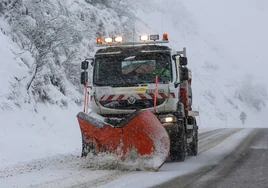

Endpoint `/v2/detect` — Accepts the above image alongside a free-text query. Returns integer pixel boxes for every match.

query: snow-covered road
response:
[158,128,267,188]
[0,128,254,188]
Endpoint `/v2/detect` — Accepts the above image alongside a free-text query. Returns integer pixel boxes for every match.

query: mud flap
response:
[77,110,170,171]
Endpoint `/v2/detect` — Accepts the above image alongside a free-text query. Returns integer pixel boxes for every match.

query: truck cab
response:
[82,34,190,120]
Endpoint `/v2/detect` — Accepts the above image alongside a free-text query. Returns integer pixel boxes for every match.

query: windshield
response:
[93,52,172,86]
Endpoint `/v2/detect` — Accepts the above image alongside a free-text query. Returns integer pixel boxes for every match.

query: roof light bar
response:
[96,33,169,46]
[96,40,169,47]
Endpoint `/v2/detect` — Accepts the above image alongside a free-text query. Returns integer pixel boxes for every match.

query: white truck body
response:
[88,45,183,116]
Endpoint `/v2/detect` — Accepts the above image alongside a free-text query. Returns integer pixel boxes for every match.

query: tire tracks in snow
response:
[66,128,243,188]
[155,128,258,188]
[198,128,242,153]
[198,128,225,140]
[0,154,79,179]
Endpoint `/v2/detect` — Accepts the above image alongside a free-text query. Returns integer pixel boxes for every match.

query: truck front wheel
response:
[188,120,198,156]
[169,120,187,162]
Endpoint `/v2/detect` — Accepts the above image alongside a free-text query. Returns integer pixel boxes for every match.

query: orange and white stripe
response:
[98,92,176,101]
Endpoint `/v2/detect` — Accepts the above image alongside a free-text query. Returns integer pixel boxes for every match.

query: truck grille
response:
[99,99,165,110]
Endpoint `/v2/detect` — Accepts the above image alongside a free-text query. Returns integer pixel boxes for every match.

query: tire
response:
[169,120,187,162]
[188,120,198,156]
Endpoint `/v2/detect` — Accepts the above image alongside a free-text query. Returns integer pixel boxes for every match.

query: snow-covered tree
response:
[2,0,137,105]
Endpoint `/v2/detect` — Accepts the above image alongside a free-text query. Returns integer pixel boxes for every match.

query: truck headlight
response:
[164,117,173,123]
[159,115,177,123]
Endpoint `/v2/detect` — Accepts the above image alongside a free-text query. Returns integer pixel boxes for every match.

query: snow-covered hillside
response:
[135,0,268,126]
[0,29,81,167]
[0,0,268,169]
[0,0,138,167]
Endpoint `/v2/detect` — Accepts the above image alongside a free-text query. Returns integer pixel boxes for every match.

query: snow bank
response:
[0,103,81,168]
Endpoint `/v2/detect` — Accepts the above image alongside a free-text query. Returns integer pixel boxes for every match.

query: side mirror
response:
[181,67,189,81]
[81,60,89,70]
[81,71,88,85]
[179,57,187,66]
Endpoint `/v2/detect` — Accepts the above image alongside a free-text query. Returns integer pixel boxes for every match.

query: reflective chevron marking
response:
[98,92,176,101]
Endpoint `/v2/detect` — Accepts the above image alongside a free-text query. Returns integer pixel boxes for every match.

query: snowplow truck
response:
[77,34,199,170]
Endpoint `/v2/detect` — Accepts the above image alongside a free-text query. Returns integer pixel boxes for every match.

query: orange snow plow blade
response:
[77,110,170,171]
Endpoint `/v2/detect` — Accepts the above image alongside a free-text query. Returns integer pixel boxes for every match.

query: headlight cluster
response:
[159,115,177,123]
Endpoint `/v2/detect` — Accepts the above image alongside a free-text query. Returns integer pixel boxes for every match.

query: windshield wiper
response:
[112,81,139,87]
[94,81,139,87]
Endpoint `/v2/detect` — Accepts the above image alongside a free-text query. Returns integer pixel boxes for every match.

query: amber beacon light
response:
[163,33,168,40]
[97,37,102,44]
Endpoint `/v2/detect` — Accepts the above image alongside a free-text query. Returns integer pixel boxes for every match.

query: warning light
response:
[140,35,149,41]
[97,37,102,44]
[104,37,113,43]
[163,33,168,41]
[115,36,123,43]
